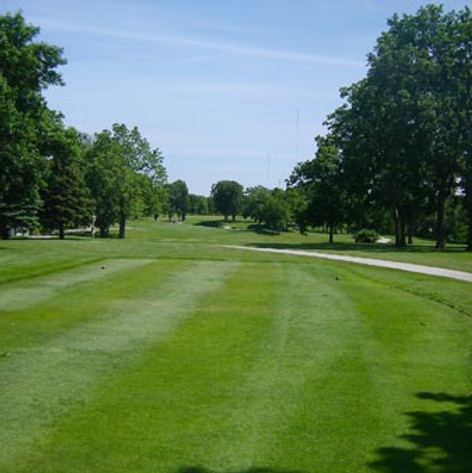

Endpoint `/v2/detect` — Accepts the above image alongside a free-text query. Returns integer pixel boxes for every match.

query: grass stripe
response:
[207,262,368,471]
[0,258,153,312]
[3,257,472,473]
[9,262,281,472]
[0,259,240,469]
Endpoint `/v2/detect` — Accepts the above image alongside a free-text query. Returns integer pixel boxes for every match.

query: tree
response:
[85,124,166,238]
[328,72,433,247]
[370,5,461,250]
[243,186,270,224]
[324,6,472,249]
[188,194,210,215]
[168,180,189,221]
[262,190,291,233]
[141,176,168,220]
[285,187,309,234]
[210,180,244,221]
[441,7,472,250]
[288,134,346,243]
[0,12,66,238]
[40,126,92,239]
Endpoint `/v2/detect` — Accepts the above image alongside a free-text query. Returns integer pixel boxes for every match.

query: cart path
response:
[224,245,472,283]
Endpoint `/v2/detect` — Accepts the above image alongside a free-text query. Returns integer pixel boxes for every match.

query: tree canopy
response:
[211,180,244,222]
[0,12,66,238]
[85,124,166,238]
[294,4,472,249]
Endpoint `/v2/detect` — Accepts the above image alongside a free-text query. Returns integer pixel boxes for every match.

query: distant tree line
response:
[208,180,302,234]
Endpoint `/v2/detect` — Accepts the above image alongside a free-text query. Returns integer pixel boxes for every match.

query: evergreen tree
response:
[40,127,93,239]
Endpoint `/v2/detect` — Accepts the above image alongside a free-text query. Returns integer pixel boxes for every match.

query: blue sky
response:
[2,0,470,195]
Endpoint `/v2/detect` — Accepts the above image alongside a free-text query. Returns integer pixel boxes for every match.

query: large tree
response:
[211,180,244,222]
[327,78,426,247]
[85,124,166,238]
[368,5,461,250]
[326,5,469,249]
[0,12,66,238]
[442,7,472,250]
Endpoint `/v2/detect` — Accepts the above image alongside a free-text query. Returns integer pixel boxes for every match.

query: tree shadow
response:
[370,392,472,473]
[177,467,305,473]
[251,241,467,254]
[247,224,281,235]
[194,219,282,236]
[194,220,225,229]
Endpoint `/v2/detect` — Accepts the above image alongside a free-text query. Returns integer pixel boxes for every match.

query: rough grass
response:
[0,217,471,473]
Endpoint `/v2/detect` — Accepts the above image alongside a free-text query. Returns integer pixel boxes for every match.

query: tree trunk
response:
[467,219,472,251]
[328,223,334,244]
[465,174,472,251]
[407,222,413,245]
[393,207,406,248]
[59,224,65,240]
[119,208,126,239]
[0,222,9,240]
[435,189,448,251]
[99,226,108,238]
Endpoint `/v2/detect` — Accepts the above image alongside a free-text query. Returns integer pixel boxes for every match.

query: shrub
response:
[354,228,379,243]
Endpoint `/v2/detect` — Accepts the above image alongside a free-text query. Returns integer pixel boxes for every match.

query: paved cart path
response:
[225,245,472,283]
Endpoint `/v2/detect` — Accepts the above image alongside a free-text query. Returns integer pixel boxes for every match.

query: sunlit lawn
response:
[0,217,471,473]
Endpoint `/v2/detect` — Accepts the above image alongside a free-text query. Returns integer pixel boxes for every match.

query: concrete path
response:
[224,245,472,283]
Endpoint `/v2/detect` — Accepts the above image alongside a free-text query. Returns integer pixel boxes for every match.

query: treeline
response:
[4,6,472,249]
[212,5,472,250]
[290,5,472,250]
[0,12,214,239]
[208,180,308,234]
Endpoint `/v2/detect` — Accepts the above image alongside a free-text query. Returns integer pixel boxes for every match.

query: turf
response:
[0,218,471,473]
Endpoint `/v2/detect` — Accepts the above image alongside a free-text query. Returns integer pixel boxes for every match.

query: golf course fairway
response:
[0,218,471,473]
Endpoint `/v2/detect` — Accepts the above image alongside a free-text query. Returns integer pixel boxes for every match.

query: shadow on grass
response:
[194,220,299,236]
[194,220,272,233]
[251,241,468,254]
[195,220,225,229]
[247,224,281,236]
[370,392,472,473]
[177,468,305,473]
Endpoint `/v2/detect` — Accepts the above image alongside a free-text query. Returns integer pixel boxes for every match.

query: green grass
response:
[0,217,471,473]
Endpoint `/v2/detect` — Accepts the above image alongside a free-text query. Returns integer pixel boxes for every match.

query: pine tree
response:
[40,128,93,239]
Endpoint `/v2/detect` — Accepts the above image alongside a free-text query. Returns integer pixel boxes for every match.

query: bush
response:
[354,228,379,243]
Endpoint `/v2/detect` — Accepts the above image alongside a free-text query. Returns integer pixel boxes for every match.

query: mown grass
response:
[2,216,472,273]
[0,217,471,473]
